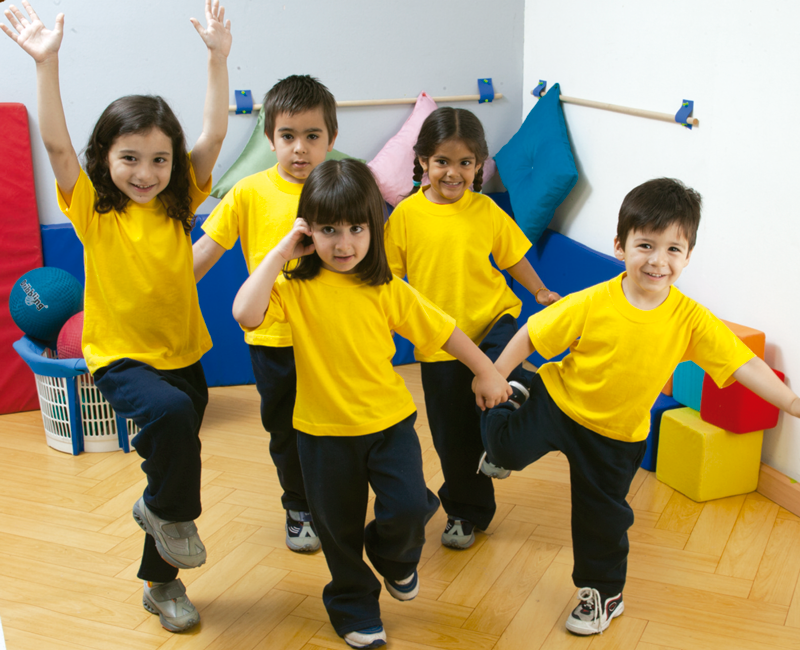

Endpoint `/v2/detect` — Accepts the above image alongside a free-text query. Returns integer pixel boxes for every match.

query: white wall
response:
[0,0,525,224]
[523,0,800,479]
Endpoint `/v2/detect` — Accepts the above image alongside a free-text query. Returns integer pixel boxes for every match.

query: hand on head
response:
[189,0,231,57]
[275,218,316,263]
[1,0,63,63]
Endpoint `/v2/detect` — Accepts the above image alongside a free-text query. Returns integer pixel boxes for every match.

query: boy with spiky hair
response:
[479,177,800,636]
[194,75,338,553]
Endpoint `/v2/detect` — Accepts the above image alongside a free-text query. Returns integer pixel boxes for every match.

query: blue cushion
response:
[494,83,578,244]
[642,393,682,472]
[673,361,705,411]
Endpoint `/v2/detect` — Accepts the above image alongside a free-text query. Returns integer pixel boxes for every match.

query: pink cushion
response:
[368,92,438,206]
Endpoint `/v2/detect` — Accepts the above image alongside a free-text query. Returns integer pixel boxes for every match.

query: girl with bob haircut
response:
[234,159,512,649]
[2,0,232,633]
[385,107,561,551]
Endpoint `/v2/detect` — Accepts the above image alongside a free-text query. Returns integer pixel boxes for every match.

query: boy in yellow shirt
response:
[480,178,800,636]
[193,75,337,553]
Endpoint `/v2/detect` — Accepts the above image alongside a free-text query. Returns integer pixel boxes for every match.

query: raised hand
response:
[1,0,63,63]
[190,0,231,57]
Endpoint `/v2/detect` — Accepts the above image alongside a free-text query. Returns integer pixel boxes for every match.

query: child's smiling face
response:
[419,138,482,204]
[107,128,173,204]
[614,223,693,309]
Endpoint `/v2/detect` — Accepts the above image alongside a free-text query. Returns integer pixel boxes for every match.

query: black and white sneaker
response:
[285,510,321,553]
[441,518,476,549]
[565,588,624,635]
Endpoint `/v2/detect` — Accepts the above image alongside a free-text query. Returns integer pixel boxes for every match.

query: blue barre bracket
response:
[234,90,254,115]
[478,78,494,103]
[675,99,694,129]
[532,80,547,97]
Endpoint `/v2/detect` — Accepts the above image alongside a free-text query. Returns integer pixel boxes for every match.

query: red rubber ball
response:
[57,311,84,359]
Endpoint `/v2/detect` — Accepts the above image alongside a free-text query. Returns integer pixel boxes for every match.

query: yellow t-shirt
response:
[384,188,531,362]
[202,164,301,347]
[252,270,456,436]
[529,273,756,443]
[56,164,212,374]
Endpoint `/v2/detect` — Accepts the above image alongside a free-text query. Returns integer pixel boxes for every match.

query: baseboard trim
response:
[758,463,800,517]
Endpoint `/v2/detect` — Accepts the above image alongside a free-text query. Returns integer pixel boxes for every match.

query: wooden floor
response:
[1,364,800,649]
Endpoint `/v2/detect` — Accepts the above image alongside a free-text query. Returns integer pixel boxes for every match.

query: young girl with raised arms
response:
[233,159,511,649]
[2,0,231,633]
[384,107,561,549]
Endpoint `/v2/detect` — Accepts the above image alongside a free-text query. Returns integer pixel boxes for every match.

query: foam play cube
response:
[672,361,705,410]
[657,407,763,502]
[701,368,784,434]
[721,319,765,359]
[641,393,682,472]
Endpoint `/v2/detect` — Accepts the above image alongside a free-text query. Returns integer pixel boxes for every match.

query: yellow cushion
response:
[656,407,763,502]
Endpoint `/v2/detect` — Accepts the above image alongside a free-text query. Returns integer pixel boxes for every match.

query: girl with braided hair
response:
[384,107,560,550]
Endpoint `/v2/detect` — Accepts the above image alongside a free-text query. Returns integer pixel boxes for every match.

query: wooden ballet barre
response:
[228,93,504,112]
[535,89,699,127]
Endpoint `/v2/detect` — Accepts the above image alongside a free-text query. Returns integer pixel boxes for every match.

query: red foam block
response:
[701,368,785,434]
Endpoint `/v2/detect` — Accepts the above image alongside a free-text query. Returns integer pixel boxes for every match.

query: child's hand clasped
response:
[537,290,562,306]
[473,369,513,411]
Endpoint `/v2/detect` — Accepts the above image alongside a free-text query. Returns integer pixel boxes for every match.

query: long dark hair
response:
[285,159,392,286]
[411,107,490,194]
[84,95,194,232]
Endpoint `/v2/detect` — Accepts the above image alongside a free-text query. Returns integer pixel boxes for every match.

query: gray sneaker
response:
[477,451,511,479]
[132,497,206,569]
[286,510,321,553]
[441,518,476,549]
[143,579,199,632]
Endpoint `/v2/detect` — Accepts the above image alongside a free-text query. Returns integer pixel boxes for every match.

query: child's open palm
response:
[190,0,231,57]
[1,0,63,63]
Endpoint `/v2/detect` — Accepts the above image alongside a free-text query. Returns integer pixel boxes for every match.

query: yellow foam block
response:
[656,407,763,502]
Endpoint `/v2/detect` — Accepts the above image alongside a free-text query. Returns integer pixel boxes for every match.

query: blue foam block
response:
[641,393,682,472]
[673,360,705,411]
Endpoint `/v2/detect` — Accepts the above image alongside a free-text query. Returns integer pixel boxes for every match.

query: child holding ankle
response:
[479,178,800,636]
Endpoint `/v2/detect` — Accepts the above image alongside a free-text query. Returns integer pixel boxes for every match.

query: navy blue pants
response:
[249,345,308,512]
[297,413,440,637]
[481,374,646,594]
[420,314,533,530]
[94,358,208,583]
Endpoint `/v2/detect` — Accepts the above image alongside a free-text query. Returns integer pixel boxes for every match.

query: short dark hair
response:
[410,107,490,194]
[617,178,702,250]
[262,75,337,144]
[84,95,194,232]
[286,159,392,286]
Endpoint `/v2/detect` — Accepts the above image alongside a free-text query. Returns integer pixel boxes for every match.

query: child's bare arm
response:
[733,357,800,417]
[441,328,512,410]
[506,257,561,306]
[494,326,536,380]
[188,0,231,187]
[2,1,80,194]
[232,219,314,328]
[193,234,226,282]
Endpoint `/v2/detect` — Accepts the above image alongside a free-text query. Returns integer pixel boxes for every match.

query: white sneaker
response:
[343,625,387,648]
[565,588,624,635]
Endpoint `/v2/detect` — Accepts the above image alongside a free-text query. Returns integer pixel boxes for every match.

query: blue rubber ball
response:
[9,267,84,342]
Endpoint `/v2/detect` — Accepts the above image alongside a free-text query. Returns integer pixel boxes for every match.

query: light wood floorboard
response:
[0,363,798,648]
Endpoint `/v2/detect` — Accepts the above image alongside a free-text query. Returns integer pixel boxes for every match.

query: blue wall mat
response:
[641,393,682,472]
[673,360,705,411]
[41,223,85,284]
